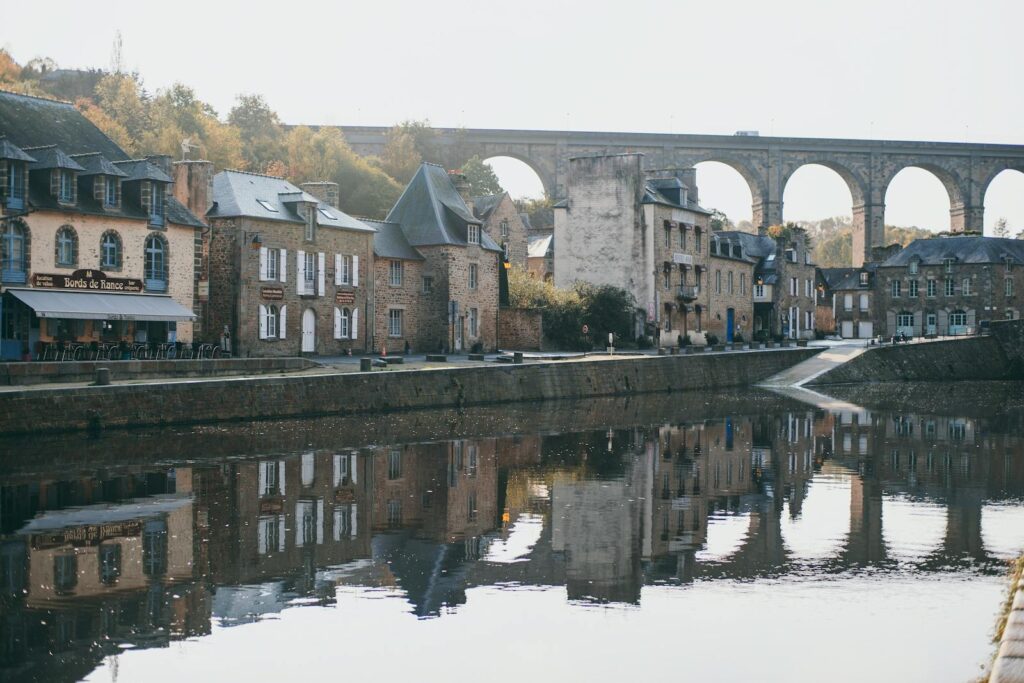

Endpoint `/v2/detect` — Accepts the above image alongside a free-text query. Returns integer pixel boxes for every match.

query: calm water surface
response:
[1,385,1023,682]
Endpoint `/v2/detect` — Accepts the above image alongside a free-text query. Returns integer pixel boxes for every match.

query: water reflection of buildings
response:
[1,404,1023,679]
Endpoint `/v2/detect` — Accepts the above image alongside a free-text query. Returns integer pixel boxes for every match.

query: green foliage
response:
[460,155,503,196]
[228,94,286,172]
[804,216,936,267]
[706,333,720,346]
[709,209,734,231]
[517,196,555,230]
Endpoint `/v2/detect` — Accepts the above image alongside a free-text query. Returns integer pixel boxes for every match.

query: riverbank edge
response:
[990,555,1024,682]
[0,347,819,436]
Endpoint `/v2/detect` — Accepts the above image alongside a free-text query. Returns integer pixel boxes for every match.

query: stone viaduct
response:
[339,126,1024,266]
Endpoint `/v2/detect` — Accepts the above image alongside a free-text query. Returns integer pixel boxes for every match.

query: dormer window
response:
[859,271,869,286]
[908,260,918,274]
[468,224,480,245]
[256,199,278,213]
[58,170,75,203]
[104,176,120,208]
[149,182,165,227]
[6,161,25,211]
[944,258,954,273]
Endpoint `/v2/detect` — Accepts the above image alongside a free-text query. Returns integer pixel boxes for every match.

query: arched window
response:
[100,231,122,271]
[266,305,278,338]
[55,225,78,267]
[1,219,29,284]
[144,233,168,292]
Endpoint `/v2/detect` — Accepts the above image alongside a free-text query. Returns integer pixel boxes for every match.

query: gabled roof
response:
[714,230,781,276]
[819,266,874,291]
[209,170,374,233]
[71,152,128,177]
[385,163,501,251]
[471,193,505,221]
[527,233,553,259]
[519,212,534,231]
[113,159,173,183]
[362,219,424,260]
[642,178,713,215]
[880,235,1024,267]
[0,136,36,162]
[23,145,85,172]
[0,90,127,160]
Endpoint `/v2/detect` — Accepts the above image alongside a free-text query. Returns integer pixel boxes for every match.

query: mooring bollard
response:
[360,358,372,372]
[95,368,111,386]
[514,352,523,364]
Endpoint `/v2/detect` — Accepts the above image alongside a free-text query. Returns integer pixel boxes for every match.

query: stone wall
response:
[373,257,422,354]
[0,348,818,435]
[0,357,317,386]
[498,308,544,350]
[707,254,754,342]
[481,194,529,268]
[808,335,1020,385]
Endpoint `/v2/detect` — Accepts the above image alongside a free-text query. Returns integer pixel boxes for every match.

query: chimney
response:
[679,168,698,205]
[299,181,339,209]
[146,154,173,177]
[173,160,214,218]
[448,170,474,214]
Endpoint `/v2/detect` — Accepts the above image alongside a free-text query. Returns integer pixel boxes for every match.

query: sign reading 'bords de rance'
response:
[32,270,144,293]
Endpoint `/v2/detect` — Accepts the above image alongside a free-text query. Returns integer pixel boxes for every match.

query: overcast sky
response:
[6,0,1022,230]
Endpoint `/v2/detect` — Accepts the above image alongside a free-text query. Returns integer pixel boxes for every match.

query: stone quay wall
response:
[0,357,317,386]
[809,319,1024,386]
[0,348,818,435]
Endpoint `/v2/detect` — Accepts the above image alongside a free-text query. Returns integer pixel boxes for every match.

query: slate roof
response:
[880,235,1024,267]
[642,178,713,215]
[819,266,874,291]
[0,136,35,162]
[23,145,85,171]
[70,152,128,177]
[519,212,533,231]
[527,233,553,259]
[208,170,375,233]
[385,163,501,252]
[0,90,127,160]
[114,159,172,183]
[471,193,505,221]
[714,231,782,281]
[710,233,758,263]
[362,219,424,260]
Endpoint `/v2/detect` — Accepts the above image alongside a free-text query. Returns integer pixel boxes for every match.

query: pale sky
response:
[6,0,1023,231]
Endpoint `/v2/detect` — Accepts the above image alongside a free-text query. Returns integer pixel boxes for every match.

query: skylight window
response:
[257,199,278,212]
[318,208,335,220]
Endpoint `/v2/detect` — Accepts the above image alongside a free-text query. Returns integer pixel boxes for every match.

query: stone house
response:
[362,218,424,354]
[471,192,528,269]
[199,169,375,357]
[554,154,713,343]
[874,235,1024,337]
[818,266,877,339]
[383,163,503,353]
[0,91,205,359]
[708,233,756,343]
[714,228,817,340]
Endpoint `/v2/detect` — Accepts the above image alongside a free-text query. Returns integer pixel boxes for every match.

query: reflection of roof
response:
[363,218,424,260]
[386,163,501,251]
[210,170,375,232]
[470,193,505,221]
[880,236,1024,267]
[16,494,193,534]
[528,233,553,258]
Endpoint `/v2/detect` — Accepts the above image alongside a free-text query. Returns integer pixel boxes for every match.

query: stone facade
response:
[205,214,373,357]
[473,193,529,269]
[416,245,501,353]
[497,307,544,350]
[819,267,877,339]
[708,245,755,343]
[373,255,422,354]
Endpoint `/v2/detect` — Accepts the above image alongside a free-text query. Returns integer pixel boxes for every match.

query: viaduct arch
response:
[338,126,1024,266]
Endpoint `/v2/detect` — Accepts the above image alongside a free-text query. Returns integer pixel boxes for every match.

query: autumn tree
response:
[709,209,734,231]
[228,94,286,172]
[460,155,503,196]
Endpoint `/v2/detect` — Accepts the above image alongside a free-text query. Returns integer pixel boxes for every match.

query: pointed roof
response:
[386,163,501,251]
[0,136,36,162]
[70,152,128,177]
[23,145,86,171]
[113,159,173,183]
[362,218,424,260]
[470,192,506,221]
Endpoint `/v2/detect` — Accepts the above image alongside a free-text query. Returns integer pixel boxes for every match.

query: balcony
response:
[678,285,699,301]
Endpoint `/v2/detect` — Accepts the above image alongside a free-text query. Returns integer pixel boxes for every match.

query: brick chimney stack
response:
[172,160,214,218]
[449,170,474,214]
[300,181,340,209]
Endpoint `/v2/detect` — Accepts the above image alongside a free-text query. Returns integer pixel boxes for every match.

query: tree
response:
[93,73,151,153]
[709,209,734,231]
[144,83,244,170]
[993,217,1010,238]
[228,94,286,172]
[375,127,422,183]
[460,155,503,196]
[75,98,133,151]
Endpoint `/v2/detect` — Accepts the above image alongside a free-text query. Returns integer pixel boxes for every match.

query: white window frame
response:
[469,307,478,338]
[389,260,403,287]
[927,279,936,297]
[468,224,480,245]
[891,280,901,297]
[859,293,869,311]
[388,309,403,337]
[266,248,279,281]
[469,263,478,290]
[962,278,971,296]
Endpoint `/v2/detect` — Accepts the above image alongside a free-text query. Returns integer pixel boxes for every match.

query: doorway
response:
[301,308,316,353]
[726,308,735,342]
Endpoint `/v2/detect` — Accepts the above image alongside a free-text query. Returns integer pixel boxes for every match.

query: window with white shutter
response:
[351,307,358,340]
[259,247,268,281]
[317,252,326,296]
[279,249,287,283]
[335,254,342,285]
[334,307,342,339]
[259,304,267,339]
[352,255,359,287]
[296,251,306,294]
[279,305,288,339]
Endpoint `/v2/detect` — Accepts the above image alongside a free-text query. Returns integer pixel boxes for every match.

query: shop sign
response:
[32,270,143,293]
[261,286,284,301]
[31,520,143,549]
[335,290,355,305]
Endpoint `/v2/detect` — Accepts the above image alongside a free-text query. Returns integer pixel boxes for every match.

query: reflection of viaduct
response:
[340,126,1024,266]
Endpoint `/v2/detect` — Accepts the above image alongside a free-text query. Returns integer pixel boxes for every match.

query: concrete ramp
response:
[759,344,867,388]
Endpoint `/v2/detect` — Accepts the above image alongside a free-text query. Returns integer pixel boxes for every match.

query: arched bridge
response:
[338,126,1024,266]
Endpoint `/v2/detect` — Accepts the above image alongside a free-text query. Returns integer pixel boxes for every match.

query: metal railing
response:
[677,285,699,300]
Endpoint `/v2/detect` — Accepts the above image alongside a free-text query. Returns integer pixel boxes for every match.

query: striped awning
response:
[8,288,195,321]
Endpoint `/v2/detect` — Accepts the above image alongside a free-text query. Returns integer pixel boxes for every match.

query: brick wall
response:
[0,348,820,435]
[498,308,544,350]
